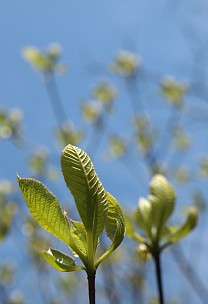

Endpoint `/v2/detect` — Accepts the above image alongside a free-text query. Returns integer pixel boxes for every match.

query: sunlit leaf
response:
[42,248,85,272]
[61,144,108,250]
[70,220,87,255]
[18,177,71,246]
[96,192,125,267]
[149,174,176,236]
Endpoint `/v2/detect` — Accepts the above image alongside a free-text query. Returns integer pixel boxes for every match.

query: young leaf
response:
[96,192,125,267]
[70,220,87,255]
[42,248,85,272]
[168,207,198,244]
[149,174,176,235]
[61,144,108,249]
[125,215,145,243]
[17,176,71,246]
[135,197,152,237]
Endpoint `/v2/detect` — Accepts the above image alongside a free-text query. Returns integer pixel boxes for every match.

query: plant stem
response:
[87,272,96,304]
[153,251,165,304]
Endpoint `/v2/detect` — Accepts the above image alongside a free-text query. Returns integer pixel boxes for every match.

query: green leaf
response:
[149,174,176,236]
[125,214,145,243]
[42,248,85,272]
[18,176,71,246]
[168,207,198,244]
[61,144,108,250]
[135,197,152,237]
[70,221,87,255]
[96,192,125,267]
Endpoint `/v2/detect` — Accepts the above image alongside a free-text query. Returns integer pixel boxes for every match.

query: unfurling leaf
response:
[168,207,198,244]
[17,177,71,246]
[18,144,125,279]
[42,248,84,272]
[61,144,108,250]
[135,198,152,237]
[96,192,125,267]
[70,220,87,255]
[149,174,176,235]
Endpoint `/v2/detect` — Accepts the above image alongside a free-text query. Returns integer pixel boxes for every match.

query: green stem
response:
[153,251,165,304]
[87,272,96,304]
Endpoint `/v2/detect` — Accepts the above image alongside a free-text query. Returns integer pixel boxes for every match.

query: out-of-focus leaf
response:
[199,156,208,179]
[160,76,187,106]
[192,191,207,212]
[174,167,190,183]
[92,81,117,105]
[106,135,127,159]
[168,207,198,244]
[0,203,16,242]
[172,127,190,151]
[110,51,140,77]
[23,43,67,75]
[55,121,83,147]
[149,174,176,237]
[135,198,152,237]
[125,214,145,243]
[81,101,101,123]
[0,108,23,140]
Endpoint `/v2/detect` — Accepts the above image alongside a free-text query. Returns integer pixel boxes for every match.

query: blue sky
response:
[1,0,208,303]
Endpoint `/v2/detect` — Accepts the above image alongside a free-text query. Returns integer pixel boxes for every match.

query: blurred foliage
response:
[110,51,140,77]
[160,76,187,107]
[0,180,17,242]
[24,218,51,269]
[199,156,208,178]
[28,148,58,181]
[92,81,117,106]
[0,108,23,140]
[127,175,198,254]
[81,101,102,124]
[55,121,83,147]
[105,135,127,159]
[174,167,190,184]
[133,114,155,156]
[23,44,67,76]
[172,126,191,151]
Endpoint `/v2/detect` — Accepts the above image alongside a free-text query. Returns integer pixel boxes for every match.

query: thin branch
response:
[44,73,68,127]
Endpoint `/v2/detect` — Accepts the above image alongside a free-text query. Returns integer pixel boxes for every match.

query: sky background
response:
[1,0,208,303]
